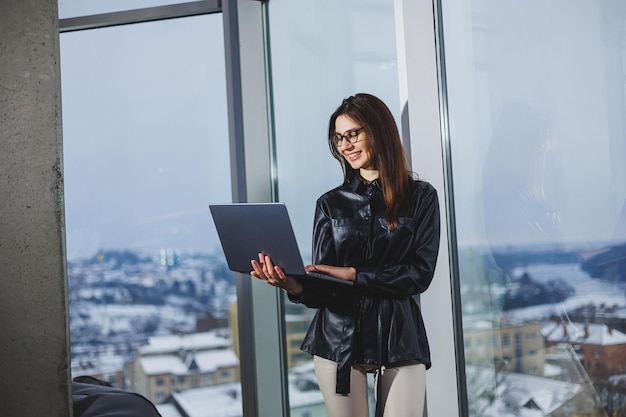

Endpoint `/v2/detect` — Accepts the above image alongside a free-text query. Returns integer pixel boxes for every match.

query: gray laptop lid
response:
[209,203,352,286]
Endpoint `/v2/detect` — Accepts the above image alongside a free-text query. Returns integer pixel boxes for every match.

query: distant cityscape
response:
[461,242,626,416]
[67,248,327,417]
[68,248,237,375]
[67,243,626,417]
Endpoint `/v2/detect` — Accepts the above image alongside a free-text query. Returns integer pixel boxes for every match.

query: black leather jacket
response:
[289,176,440,394]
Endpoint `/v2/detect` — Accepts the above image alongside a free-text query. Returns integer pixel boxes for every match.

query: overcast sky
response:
[60,14,230,260]
[58,0,191,19]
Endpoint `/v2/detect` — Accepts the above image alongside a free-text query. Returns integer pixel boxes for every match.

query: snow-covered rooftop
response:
[163,363,325,417]
[500,372,583,414]
[141,349,238,376]
[171,383,242,417]
[466,365,599,417]
[155,403,182,417]
[140,331,231,355]
[542,321,626,346]
[141,355,188,376]
[193,349,239,372]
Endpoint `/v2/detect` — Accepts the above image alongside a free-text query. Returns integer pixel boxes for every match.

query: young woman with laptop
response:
[250,93,440,417]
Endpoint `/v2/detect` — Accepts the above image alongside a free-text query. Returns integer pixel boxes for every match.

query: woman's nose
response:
[338,139,354,150]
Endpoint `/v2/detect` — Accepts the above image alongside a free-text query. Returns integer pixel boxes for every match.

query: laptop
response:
[209,203,353,286]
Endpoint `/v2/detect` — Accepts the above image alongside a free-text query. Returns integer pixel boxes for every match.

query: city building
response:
[464,319,545,375]
[158,363,329,417]
[127,331,239,403]
[543,321,626,377]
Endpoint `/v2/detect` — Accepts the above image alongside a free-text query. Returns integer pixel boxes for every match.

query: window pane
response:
[58,0,202,19]
[268,0,400,415]
[60,14,239,416]
[440,0,626,415]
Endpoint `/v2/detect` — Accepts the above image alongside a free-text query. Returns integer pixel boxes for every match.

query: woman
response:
[251,93,440,417]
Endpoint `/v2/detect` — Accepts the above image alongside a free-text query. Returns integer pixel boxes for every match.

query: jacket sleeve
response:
[288,197,353,308]
[354,183,441,298]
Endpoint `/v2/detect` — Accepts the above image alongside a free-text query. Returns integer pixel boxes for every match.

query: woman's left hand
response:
[305,264,356,282]
[251,253,303,295]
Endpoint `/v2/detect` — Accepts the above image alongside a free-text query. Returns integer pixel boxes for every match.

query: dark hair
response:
[327,93,413,230]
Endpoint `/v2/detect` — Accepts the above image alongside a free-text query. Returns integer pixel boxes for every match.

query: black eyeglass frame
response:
[332,127,366,147]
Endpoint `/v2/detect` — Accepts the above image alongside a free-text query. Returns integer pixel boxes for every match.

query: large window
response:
[268,0,401,415]
[440,1,626,415]
[60,12,239,416]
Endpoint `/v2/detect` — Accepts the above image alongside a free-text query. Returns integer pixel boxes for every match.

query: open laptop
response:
[209,203,353,286]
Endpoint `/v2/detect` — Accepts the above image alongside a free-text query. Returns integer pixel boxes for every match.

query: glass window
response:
[268,0,400,415]
[60,13,239,414]
[439,0,626,415]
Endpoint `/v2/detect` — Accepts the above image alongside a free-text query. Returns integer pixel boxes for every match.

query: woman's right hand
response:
[250,253,303,295]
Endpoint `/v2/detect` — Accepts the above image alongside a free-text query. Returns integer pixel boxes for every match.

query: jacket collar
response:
[349,174,382,195]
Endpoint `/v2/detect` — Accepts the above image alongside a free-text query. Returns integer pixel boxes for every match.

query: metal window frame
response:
[431,0,469,414]
[224,2,288,416]
[59,1,222,32]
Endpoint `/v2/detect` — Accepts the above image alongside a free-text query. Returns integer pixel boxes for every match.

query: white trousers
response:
[313,355,426,417]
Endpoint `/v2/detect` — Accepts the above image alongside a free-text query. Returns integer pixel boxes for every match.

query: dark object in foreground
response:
[72,376,162,417]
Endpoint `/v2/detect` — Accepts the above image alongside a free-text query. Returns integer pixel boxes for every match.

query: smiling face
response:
[334,114,378,181]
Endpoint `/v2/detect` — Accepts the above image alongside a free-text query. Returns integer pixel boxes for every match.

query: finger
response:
[264,255,275,271]
[315,264,339,275]
[251,259,263,274]
[257,253,268,271]
[264,255,278,277]
[305,264,326,272]
[250,260,268,281]
[275,266,286,280]
[259,258,274,278]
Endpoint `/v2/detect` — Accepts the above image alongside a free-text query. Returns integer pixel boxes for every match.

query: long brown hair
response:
[327,93,413,230]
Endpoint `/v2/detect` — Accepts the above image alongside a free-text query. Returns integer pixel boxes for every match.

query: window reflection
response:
[441,0,626,415]
[483,103,561,252]
[60,14,239,416]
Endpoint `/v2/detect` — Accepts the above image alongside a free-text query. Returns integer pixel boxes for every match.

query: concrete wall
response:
[0,0,72,416]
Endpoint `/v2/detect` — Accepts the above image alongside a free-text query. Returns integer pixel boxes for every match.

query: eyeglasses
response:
[332,127,365,147]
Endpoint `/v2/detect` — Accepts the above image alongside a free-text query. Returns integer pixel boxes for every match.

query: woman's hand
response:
[305,264,356,282]
[250,253,303,295]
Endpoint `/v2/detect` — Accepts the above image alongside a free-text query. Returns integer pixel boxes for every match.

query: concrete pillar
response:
[0,0,72,416]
